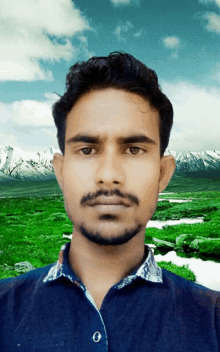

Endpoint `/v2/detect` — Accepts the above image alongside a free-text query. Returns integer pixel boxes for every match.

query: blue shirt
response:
[0,241,219,352]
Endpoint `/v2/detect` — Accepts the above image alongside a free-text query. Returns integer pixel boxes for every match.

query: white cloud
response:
[0,93,57,127]
[0,92,60,151]
[163,36,181,49]
[200,11,220,33]
[77,35,96,59]
[44,92,60,102]
[114,21,145,42]
[114,20,134,42]
[0,0,95,81]
[110,0,140,6]
[161,81,220,152]
[198,0,220,8]
[162,36,181,60]
[133,29,146,38]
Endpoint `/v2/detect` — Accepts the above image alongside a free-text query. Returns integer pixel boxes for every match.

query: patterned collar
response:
[43,242,163,290]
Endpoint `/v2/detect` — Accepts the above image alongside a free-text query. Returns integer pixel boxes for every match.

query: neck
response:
[68,234,146,291]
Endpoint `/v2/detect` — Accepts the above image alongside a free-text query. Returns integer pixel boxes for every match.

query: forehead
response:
[65,88,160,143]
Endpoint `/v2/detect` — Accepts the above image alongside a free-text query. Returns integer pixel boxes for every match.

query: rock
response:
[189,237,220,251]
[14,261,36,273]
[151,234,220,254]
[189,239,206,250]
[152,237,175,249]
[176,234,195,247]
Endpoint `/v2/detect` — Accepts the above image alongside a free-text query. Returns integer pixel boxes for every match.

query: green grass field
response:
[0,176,220,283]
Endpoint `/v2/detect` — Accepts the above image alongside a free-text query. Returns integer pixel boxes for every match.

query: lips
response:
[88,196,130,207]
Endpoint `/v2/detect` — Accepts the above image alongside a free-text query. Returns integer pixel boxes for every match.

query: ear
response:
[53,153,64,193]
[158,155,176,193]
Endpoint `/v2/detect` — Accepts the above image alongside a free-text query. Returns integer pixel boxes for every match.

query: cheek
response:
[134,159,160,182]
[64,160,89,184]
[136,162,160,199]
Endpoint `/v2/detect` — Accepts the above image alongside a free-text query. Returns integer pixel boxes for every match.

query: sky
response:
[0,0,220,153]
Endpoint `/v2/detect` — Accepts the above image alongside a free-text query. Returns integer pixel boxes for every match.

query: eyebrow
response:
[66,133,156,146]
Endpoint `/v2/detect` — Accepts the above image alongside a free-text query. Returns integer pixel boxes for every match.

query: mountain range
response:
[0,145,219,184]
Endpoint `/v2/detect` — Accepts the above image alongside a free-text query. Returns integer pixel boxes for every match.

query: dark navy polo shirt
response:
[0,241,219,351]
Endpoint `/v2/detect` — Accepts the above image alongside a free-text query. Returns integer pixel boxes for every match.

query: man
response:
[0,52,219,351]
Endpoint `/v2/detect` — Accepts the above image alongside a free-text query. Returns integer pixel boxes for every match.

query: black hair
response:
[52,51,173,158]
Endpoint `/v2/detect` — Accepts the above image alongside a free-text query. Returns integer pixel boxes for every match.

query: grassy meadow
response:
[0,175,220,283]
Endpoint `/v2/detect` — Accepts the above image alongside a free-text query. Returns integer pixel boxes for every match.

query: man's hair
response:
[52,51,173,158]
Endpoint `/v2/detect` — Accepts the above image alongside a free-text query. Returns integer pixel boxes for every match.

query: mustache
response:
[81,189,139,206]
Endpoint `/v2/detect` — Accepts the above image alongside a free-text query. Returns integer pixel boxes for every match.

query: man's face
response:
[53,88,174,246]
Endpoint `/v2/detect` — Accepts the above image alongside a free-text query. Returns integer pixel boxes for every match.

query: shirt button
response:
[93,331,101,342]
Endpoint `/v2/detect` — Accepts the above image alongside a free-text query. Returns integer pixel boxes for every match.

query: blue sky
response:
[0,0,220,153]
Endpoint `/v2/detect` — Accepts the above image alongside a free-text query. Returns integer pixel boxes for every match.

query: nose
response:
[94,147,125,186]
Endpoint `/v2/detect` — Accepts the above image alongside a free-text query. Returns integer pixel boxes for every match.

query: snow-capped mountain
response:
[165,150,220,178]
[0,145,59,183]
[0,145,220,183]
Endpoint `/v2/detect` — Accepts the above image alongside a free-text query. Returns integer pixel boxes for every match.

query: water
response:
[147,217,204,230]
[146,199,220,291]
[153,250,220,292]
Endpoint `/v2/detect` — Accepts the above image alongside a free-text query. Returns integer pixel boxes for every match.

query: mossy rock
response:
[152,237,175,249]
[175,234,195,248]
[190,238,220,251]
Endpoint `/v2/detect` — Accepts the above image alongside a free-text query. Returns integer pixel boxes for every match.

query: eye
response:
[78,146,146,155]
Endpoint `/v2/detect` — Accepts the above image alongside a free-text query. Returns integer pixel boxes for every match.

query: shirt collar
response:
[43,241,163,288]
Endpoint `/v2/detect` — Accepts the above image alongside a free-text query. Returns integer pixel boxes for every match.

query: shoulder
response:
[161,267,220,307]
[0,263,55,298]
